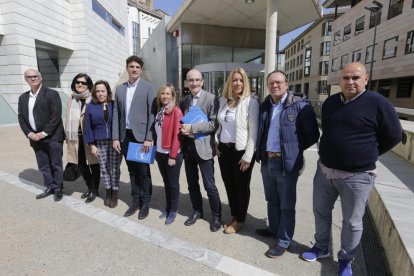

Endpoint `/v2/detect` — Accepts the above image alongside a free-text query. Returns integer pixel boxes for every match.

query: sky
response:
[153,0,318,50]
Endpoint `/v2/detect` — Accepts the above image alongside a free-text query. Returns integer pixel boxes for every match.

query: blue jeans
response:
[261,156,299,248]
[313,164,375,260]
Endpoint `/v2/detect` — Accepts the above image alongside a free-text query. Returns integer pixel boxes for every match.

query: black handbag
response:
[63,163,81,181]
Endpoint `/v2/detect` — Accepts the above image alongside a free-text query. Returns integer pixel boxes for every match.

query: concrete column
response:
[264,0,278,97]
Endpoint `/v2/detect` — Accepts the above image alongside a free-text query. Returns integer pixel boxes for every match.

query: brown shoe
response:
[224,216,235,229]
[224,220,243,234]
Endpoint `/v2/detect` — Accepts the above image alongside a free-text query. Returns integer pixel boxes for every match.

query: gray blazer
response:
[112,79,156,143]
[179,89,219,160]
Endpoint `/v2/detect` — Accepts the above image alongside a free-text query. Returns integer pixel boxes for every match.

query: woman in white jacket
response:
[215,67,259,234]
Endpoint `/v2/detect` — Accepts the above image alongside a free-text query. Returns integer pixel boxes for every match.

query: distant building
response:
[282,12,343,104]
[127,0,162,56]
[324,0,414,117]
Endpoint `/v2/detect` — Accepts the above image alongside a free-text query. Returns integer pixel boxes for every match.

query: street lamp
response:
[364,0,383,90]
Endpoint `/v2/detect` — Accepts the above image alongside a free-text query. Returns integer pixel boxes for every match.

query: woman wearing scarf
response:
[153,84,183,225]
[65,73,100,203]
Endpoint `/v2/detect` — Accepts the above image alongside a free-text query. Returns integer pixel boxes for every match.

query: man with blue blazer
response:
[18,68,65,202]
[112,55,156,220]
[180,69,222,232]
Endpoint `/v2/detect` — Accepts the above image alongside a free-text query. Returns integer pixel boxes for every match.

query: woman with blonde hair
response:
[215,67,259,234]
[153,83,183,225]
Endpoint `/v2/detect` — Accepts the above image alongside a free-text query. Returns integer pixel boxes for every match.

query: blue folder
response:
[181,105,208,140]
[126,142,156,164]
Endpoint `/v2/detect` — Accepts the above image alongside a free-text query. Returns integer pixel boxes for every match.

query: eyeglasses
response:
[187,78,202,83]
[25,75,39,80]
[268,80,286,86]
[75,80,88,86]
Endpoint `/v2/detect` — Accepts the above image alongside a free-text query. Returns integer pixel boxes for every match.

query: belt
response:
[220,142,235,148]
[266,151,281,158]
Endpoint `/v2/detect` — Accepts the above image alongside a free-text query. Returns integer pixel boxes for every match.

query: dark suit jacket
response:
[112,79,156,143]
[18,86,65,146]
[179,89,219,160]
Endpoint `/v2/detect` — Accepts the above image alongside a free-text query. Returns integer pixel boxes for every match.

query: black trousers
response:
[32,141,64,191]
[217,142,254,222]
[155,152,183,213]
[121,130,152,207]
[183,139,221,219]
[78,134,100,191]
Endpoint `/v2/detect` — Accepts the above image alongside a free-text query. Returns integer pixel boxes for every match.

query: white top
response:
[154,122,170,154]
[126,79,139,129]
[218,105,237,143]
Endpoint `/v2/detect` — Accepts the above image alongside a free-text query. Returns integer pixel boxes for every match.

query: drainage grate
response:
[361,206,392,276]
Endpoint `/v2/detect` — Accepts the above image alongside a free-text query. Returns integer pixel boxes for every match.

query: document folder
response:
[181,105,208,140]
[126,142,156,164]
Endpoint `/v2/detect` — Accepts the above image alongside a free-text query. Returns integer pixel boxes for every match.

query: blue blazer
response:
[84,101,114,144]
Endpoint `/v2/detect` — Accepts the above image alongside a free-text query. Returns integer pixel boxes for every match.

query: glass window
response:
[322,21,332,36]
[317,80,329,94]
[293,59,296,68]
[378,80,391,97]
[334,30,341,45]
[319,61,329,75]
[369,8,382,28]
[340,54,349,69]
[304,47,312,77]
[352,49,362,62]
[365,45,374,64]
[320,41,331,56]
[331,57,338,72]
[192,45,232,65]
[234,48,264,63]
[396,78,413,98]
[355,16,365,35]
[388,0,404,20]
[405,30,414,54]
[92,0,124,35]
[343,24,351,41]
[383,36,398,59]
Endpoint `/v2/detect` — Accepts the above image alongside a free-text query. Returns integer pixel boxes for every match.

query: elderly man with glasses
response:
[255,69,320,258]
[18,68,65,201]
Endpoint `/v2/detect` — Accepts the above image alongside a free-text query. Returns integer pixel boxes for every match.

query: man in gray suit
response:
[180,69,222,232]
[112,55,156,220]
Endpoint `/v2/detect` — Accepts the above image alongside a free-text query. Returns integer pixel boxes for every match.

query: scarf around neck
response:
[65,90,90,141]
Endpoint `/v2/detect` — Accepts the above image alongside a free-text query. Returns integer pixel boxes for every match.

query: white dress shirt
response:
[126,79,139,129]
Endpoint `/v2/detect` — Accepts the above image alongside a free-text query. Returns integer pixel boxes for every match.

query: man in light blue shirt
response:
[255,70,320,258]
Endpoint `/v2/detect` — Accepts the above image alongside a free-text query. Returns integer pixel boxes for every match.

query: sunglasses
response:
[75,80,88,86]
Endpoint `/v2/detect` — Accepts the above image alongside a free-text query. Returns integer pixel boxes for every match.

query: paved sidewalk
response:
[0,126,362,275]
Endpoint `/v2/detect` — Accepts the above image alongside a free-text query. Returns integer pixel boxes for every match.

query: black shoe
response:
[54,190,63,202]
[85,192,97,203]
[210,217,221,232]
[265,244,287,258]
[255,228,275,237]
[184,211,203,226]
[124,205,140,217]
[138,205,149,220]
[36,188,54,199]
[81,191,90,199]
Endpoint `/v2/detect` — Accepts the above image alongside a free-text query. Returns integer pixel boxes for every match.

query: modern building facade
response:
[142,0,322,100]
[0,0,129,113]
[324,0,414,114]
[283,12,340,104]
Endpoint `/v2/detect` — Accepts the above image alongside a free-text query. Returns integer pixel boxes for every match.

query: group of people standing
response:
[18,56,402,276]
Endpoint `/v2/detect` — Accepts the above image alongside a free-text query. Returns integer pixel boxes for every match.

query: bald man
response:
[18,68,65,201]
[301,62,402,276]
